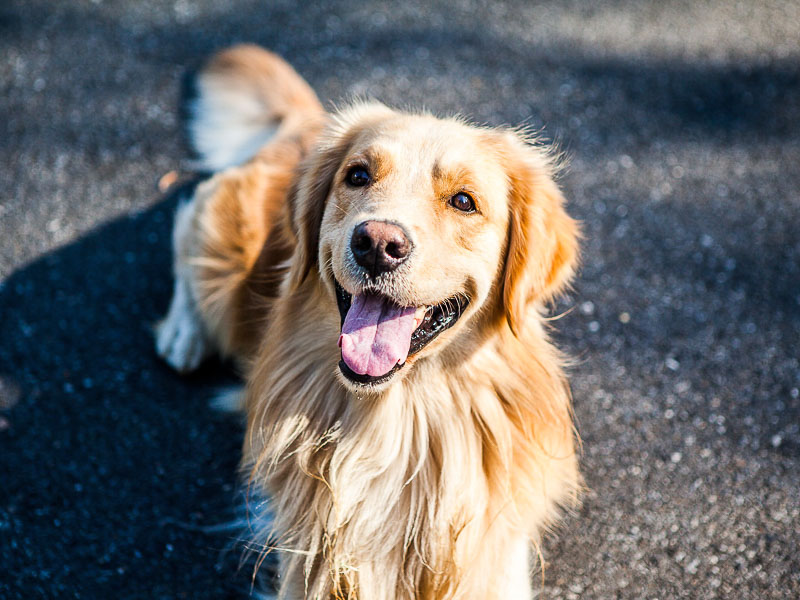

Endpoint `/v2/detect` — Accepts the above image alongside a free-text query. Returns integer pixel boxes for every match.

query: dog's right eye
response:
[346,166,371,187]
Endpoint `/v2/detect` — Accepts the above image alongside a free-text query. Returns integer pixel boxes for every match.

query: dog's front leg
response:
[489,535,535,600]
[155,196,214,373]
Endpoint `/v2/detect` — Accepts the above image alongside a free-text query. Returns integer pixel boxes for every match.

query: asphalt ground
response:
[1,1,798,598]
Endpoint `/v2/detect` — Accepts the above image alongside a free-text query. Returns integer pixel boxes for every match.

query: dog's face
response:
[289,104,578,391]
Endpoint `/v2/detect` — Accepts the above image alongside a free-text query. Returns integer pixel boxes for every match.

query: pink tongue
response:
[338,294,417,377]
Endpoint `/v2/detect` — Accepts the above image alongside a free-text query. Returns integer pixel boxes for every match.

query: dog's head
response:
[287,103,578,390]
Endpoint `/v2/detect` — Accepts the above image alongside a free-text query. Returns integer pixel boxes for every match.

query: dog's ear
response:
[287,103,396,290]
[493,131,580,335]
[285,129,352,290]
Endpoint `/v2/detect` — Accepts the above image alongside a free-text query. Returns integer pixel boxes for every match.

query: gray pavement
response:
[1,1,798,598]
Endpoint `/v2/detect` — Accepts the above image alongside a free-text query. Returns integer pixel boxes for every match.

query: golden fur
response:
[157,45,581,599]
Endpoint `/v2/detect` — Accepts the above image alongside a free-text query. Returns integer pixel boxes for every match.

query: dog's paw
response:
[155,281,213,373]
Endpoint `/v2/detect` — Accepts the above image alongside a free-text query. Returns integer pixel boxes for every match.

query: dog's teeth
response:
[413,306,428,328]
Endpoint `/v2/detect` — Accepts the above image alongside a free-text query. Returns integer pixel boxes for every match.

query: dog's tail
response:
[184,44,324,171]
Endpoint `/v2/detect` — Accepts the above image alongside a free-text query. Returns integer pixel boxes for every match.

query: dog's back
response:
[157,47,325,369]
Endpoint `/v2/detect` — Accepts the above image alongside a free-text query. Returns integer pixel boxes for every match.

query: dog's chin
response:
[333,278,470,391]
[335,359,407,393]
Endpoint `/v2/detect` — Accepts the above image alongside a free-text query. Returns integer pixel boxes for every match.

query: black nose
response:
[350,220,412,276]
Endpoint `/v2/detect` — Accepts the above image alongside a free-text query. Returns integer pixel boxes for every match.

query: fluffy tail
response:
[185,45,324,171]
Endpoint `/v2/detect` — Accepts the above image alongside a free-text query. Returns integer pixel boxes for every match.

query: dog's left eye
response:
[449,192,476,213]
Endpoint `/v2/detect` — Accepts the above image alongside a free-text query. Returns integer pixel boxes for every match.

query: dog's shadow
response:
[0,182,269,598]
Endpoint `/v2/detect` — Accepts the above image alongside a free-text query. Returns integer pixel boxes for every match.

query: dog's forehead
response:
[352,116,507,188]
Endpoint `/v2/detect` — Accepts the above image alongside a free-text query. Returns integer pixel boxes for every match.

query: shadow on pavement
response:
[0,182,253,598]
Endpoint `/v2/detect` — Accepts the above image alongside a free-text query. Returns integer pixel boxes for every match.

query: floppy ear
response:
[285,128,351,290]
[286,102,396,290]
[495,132,580,335]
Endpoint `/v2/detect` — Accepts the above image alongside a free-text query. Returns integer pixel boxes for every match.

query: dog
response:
[155,44,581,600]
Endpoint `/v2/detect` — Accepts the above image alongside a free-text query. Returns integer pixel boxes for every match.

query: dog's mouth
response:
[334,280,469,386]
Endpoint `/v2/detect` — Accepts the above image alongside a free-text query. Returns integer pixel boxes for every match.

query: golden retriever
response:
[156,44,581,600]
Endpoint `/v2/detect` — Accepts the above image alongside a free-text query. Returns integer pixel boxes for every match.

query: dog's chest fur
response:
[245,287,577,599]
